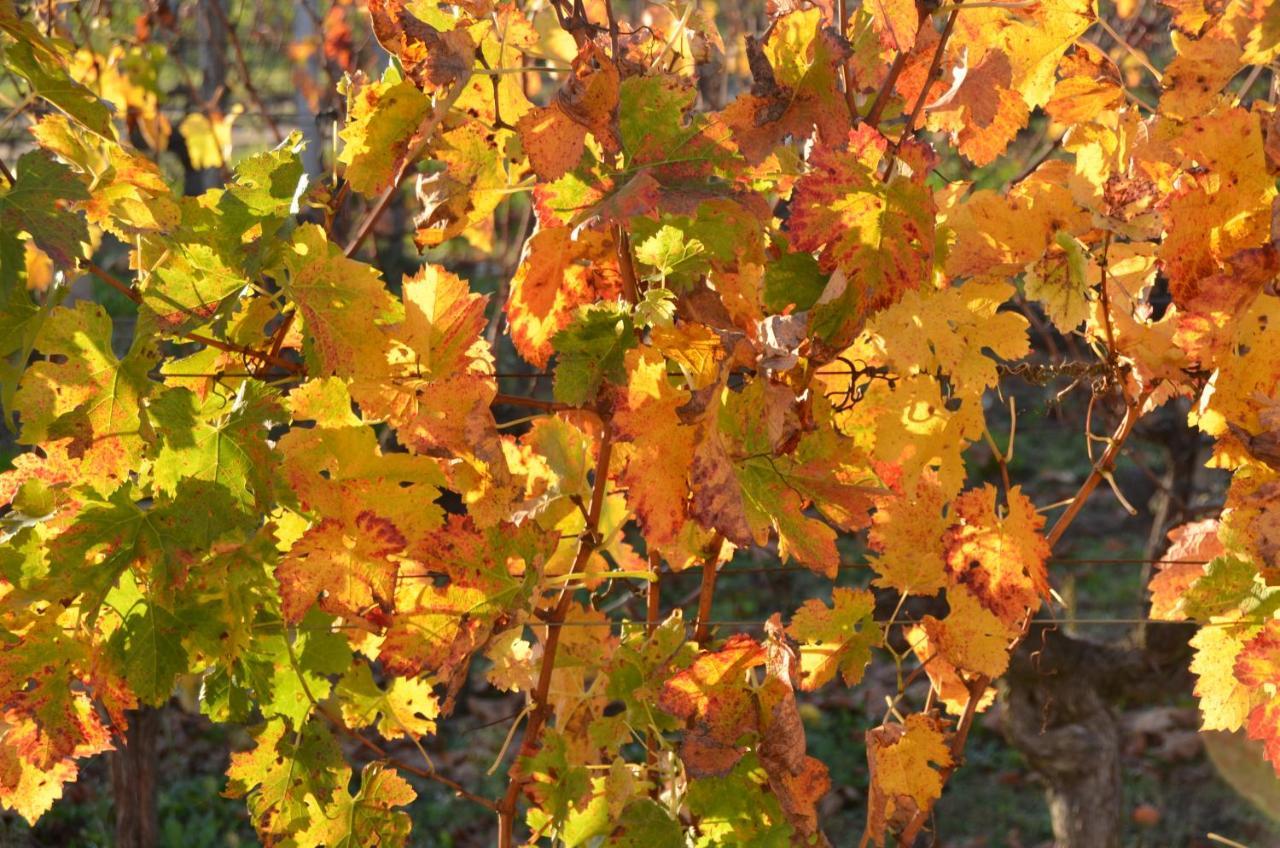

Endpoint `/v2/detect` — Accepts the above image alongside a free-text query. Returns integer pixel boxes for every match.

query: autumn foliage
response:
[1,0,1280,845]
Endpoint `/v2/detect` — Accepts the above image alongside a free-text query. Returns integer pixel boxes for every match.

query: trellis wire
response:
[394,557,1208,580]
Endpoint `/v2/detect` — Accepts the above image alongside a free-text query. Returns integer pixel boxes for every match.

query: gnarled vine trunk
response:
[110,706,161,848]
[1003,633,1123,848]
[1001,624,1194,848]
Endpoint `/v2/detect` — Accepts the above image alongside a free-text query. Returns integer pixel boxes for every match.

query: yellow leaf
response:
[179,106,240,171]
[864,714,953,846]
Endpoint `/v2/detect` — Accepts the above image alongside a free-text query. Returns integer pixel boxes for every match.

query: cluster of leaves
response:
[0,0,1279,845]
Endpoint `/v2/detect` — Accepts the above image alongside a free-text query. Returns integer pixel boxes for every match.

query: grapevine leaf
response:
[550,303,636,406]
[380,516,549,681]
[336,661,439,740]
[296,762,417,848]
[339,74,433,197]
[13,302,155,493]
[217,132,308,243]
[281,223,400,378]
[721,9,851,164]
[869,0,919,52]
[1159,109,1276,300]
[1024,230,1092,333]
[762,248,826,314]
[1,36,115,138]
[872,279,1030,392]
[788,126,936,342]
[868,475,950,596]
[618,74,737,179]
[1187,552,1280,623]
[516,43,619,181]
[612,348,698,548]
[657,634,765,777]
[46,480,245,615]
[0,150,90,268]
[1148,518,1225,621]
[279,400,447,543]
[352,263,497,456]
[109,601,187,705]
[0,735,80,823]
[1235,621,1280,771]
[149,383,280,511]
[142,243,249,332]
[0,617,117,772]
[943,485,1050,626]
[903,0,1093,165]
[456,5,536,126]
[864,714,953,846]
[276,513,407,625]
[921,587,1017,678]
[367,0,474,91]
[225,718,346,843]
[521,729,591,832]
[685,754,795,846]
[414,120,510,249]
[786,587,881,690]
[1192,620,1259,732]
[506,227,622,367]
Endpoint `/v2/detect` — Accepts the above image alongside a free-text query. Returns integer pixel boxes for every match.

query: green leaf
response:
[521,729,591,833]
[1,37,115,138]
[634,287,677,329]
[45,480,247,616]
[1183,555,1279,621]
[142,243,249,332]
[217,131,307,243]
[611,799,685,847]
[635,225,706,284]
[618,75,736,174]
[551,304,636,405]
[0,150,89,267]
[111,600,187,705]
[149,382,282,510]
[0,282,56,428]
[686,754,794,848]
[226,718,347,843]
[763,248,826,313]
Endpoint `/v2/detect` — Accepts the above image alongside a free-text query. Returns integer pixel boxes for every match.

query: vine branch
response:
[81,260,303,374]
[496,422,616,846]
[692,533,726,645]
[883,0,964,173]
[900,386,1152,842]
[343,82,464,258]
